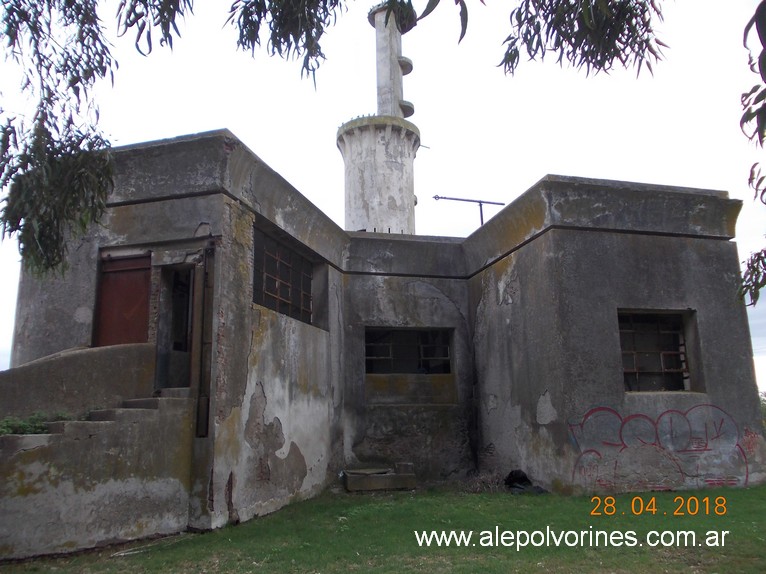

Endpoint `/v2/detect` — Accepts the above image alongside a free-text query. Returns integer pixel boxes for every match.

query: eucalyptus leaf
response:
[458,0,468,43]
[419,0,440,21]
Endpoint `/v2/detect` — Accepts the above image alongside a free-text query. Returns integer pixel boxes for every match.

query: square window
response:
[619,312,690,392]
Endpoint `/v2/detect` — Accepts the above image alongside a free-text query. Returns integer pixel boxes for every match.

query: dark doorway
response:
[94,255,151,347]
[156,267,194,389]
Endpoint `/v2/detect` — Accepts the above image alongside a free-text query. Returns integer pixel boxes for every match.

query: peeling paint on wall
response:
[244,380,309,496]
[536,391,557,425]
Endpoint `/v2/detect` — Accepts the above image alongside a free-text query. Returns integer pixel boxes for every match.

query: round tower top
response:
[367,2,417,34]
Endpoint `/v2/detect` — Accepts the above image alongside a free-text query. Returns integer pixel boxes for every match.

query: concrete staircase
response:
[46,388,193,433]
[1,386,197,560]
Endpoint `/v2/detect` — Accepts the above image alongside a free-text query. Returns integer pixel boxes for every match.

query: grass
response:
[0,412,74,435]
[2,484,766,573]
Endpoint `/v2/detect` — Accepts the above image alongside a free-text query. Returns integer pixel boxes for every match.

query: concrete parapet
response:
[108,130,348,268]
[0,343,156,419]
[345,232,464,276]
[463,174,742,273]
[0,396,195,559]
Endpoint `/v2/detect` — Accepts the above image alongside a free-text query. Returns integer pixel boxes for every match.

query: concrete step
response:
[122,396,194,416]
[88,409,119,422]
[46,396,192,432]
[89,408,158,423]
[46,420,114,436]
[157,387,192,399]
[122,398,162,410]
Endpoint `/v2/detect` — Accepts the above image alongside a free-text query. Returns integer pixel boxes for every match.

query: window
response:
[619,312,690,392]
[365,329,451,374]
[253,228,313,324]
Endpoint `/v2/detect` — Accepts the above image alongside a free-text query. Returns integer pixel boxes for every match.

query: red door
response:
[94,255,151,347]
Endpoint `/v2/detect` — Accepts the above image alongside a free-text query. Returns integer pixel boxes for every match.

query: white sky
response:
[2,0,766,389]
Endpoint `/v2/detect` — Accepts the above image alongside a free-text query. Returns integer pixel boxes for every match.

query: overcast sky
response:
[2,0,766,389]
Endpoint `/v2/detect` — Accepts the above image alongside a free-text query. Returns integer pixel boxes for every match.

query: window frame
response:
[253,227,313,325]
[618,311,693,392]
[364,328,452,374]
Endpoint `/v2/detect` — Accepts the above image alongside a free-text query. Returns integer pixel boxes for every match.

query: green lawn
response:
[2,484,765,573]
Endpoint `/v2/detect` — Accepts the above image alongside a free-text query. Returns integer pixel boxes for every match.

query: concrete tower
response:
[336,4,420,234]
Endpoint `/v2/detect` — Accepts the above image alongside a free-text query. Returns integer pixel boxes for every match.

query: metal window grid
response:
[619,313,688,392]
[253,228,313,324]
[365,330,451,374]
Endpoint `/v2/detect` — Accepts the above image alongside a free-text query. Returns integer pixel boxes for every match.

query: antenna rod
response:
[433,195,505,225]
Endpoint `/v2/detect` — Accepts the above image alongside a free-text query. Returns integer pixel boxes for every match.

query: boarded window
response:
[619,312,690,392]
[253,228,313,324]
[365,329,451,374]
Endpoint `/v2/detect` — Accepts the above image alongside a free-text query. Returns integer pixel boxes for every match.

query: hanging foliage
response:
[741,1,766,305]
[1,0,115,273]
[1,0,672,274]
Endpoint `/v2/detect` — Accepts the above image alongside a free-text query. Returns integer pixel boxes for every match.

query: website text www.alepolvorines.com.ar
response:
[413,526,730,551]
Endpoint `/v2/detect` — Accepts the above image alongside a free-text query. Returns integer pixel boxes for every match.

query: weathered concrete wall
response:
[7,130,348,540]
[11,233,100,367]
[201,194,343,529]
[342,234,474,478]
[0,344,155,419]
[198,135,348,527]
[469,237,558,479]
[553,229,765,491]
[468,177,766,492]
[107,132,230,205]
[212,307,336,521]
[0,397,195,559]
[463,174,740,274]
[223,134,347,267]
[8,131,764,562]
[12,131,232,367]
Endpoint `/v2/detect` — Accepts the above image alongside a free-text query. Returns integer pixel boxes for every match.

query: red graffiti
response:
[742,427,760,457]
[569,404,751,491]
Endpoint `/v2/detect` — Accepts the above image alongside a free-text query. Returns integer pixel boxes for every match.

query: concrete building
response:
[1,5,765,559]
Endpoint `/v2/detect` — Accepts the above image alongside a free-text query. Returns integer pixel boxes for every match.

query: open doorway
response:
[156,267,193,389]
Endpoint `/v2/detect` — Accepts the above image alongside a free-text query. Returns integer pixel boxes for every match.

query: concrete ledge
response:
[464,174,741,274]
[0,343,156,418]
[345,233,465,277]
[337,115,420,141]
[0,396,195,559]
[111,130,231,205]
[365,374,458,405]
